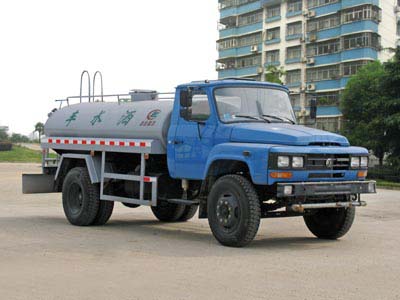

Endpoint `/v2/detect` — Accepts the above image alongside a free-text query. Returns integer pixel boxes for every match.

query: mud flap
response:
[22,174,56,194]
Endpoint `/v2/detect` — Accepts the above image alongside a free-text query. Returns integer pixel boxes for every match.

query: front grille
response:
[306,154,350,170]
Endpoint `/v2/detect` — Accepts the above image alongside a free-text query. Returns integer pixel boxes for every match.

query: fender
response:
[204,142,272,185]
[55,154,102,184]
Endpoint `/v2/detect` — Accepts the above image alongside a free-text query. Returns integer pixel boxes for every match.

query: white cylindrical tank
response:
[44,101,174,148]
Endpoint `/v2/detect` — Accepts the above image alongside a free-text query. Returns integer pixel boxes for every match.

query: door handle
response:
[171,140,183,145]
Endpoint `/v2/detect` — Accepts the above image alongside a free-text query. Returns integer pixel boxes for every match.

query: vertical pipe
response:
[139,153,145,201]
[100,151,106,199]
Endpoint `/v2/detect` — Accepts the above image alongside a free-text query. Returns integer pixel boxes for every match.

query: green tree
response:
[34,122,44,143]
[341,61,389,165]
[10,133,30,143]
[265,65,285,84]
[381,47,400,168]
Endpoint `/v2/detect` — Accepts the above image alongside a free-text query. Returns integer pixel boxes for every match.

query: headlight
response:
[277,156,290,168]
[351,157,360,168]
[292,156,304,168]
[360,156,368,168]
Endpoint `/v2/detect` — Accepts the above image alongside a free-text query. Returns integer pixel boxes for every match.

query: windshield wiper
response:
[234,115,270,122]
[261,114,295,124]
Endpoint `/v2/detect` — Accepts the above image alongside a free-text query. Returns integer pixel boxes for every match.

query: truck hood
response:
[230,123,349,146]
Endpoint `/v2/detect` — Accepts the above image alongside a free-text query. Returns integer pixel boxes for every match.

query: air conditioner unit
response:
[309,34,317,42]
[307,83,316,91]
[251,45,259,52]
[307,57,315,65]
[302,57,308,63]
[394,6,400,13]
[300,36,306,43]
[257,67,264,74]
[307,10,316,18]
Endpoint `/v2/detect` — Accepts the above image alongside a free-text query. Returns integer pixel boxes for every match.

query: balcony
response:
[310,20,379,41]
[286,33,303,41]
[306,77,350,91]
[261,0,282,7]
[311,48,377,66]
[219,43,263,59]
[285,57,302,64]
[265,37,281,45]
[218,66,260,78]
[220,1,262,18]
[266,15,281,23]
[286,10,303,18]
[219,22,263,38]
[264,61,280,67]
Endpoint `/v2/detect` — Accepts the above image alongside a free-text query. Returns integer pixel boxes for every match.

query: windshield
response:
[214,87,296,124]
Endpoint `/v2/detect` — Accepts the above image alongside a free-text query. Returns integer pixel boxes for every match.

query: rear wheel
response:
[92,200,114,226]
[62,167,100,226]
[303,207,356,239]
[207,175,260,247]
[178,205,198,222]
[151,200,186,222]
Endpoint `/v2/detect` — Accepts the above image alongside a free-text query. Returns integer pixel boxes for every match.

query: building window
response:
[286,69,301,84]
[306,39,340,56]
[267,5,281,18]
[307,0,339,9]
[307,92,340,106]
[219,0,259,9]
[266,50,280,64]
[342,61,369,77]
[238,10,263,26]
[290,94,301,108]
[341,5,380,24]
[307,65,340,81]
[343,32,381,50]
[307,14,340,32]
[237,33,262,47]
[287,46,302,60]
[219,58,236,69]
[266,27,280,40]
[287,0,302,13]
[287,22,302,36]
[218,38,237,50]
[237,55,261,68]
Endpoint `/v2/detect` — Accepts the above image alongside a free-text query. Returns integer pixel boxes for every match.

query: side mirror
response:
[310,98,317,121]
[180,90,192,107]
[180,107,192,121]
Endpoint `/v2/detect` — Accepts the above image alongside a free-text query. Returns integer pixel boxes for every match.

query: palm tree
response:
[34,122,44,143]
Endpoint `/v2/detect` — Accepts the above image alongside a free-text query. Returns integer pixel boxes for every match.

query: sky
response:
[0,0,219,136]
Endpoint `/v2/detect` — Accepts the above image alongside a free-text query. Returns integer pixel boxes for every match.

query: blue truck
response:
[22,75,376,247]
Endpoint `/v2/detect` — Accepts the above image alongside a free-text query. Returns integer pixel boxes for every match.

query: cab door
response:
[171,88,216,179]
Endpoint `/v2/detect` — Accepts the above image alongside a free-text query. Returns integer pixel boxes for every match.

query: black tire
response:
[207,175,261,247]
[303,207,356,239]
[151,200,186,222]
[178,205,198,222]
[62,167,100,226]
[92,200,114,226]
[122,202,141,208]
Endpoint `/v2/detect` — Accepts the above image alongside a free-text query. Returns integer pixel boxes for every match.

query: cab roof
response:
[177,79,289,92]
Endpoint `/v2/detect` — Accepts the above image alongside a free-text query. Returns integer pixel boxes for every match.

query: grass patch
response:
[0,145,56,163]
[376,179,400,190]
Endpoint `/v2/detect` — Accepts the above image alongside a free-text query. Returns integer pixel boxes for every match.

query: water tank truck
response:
[22,73,376,247]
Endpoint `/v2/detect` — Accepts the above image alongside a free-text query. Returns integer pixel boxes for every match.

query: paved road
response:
[1,163,399,300]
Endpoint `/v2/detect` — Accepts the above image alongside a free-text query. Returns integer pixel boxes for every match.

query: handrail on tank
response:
[80,70,91,103]
[92,71,104,102]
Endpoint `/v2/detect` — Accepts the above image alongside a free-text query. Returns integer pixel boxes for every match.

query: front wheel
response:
[303,207,356,239]
[207,175,261,247]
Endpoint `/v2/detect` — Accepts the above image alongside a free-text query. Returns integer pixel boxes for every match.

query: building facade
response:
[217,0,400,132]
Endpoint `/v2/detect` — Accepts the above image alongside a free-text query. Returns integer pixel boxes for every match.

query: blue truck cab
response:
[166,79,376,246]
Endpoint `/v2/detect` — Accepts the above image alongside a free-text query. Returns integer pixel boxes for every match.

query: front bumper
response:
[276,180,376,198]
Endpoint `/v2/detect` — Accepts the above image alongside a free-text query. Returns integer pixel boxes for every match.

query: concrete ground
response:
[0,163,399,300]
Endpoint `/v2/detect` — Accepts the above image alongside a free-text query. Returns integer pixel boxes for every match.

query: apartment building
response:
[217,0,399,131]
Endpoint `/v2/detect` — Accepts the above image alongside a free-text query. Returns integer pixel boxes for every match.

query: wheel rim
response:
[216,193,240,232]
[68,182,84,215]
